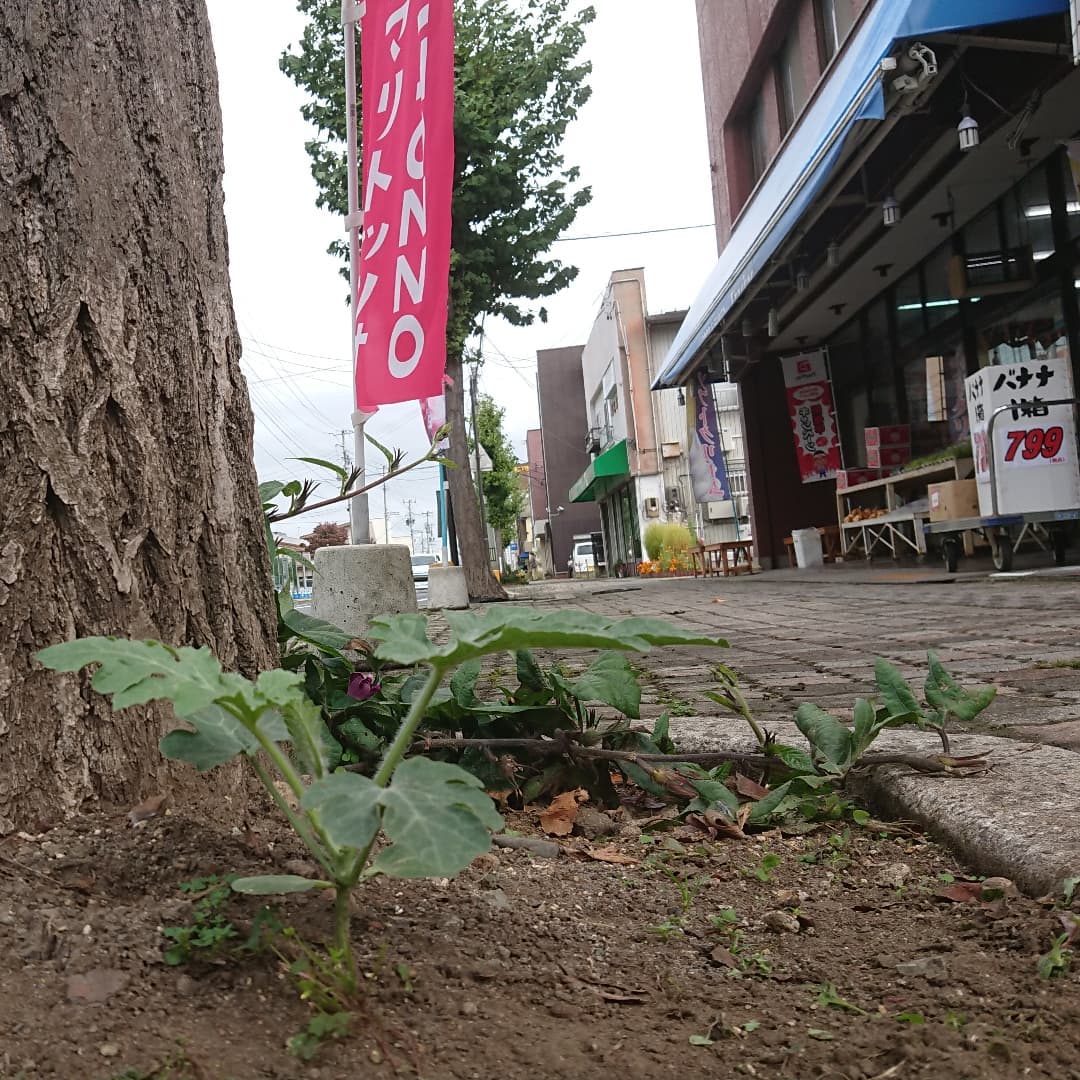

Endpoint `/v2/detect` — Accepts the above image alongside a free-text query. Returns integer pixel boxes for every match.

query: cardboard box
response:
[866,445,911,469]
[835,468,881,491]
[929,479,981,523]
[865,425,911,449]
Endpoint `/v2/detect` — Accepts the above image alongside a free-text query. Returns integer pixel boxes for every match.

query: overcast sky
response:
[206,0,718,544]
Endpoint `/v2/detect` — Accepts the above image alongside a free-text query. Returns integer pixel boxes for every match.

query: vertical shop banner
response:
[964,359,1080,516]
[687,369,731,502]
[781,351,843,484]
[419,375,451,450]
[354,1,455,408]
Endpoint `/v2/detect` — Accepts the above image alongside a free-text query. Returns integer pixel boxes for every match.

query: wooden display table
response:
[697,539,755,577]
[836,458,974,561]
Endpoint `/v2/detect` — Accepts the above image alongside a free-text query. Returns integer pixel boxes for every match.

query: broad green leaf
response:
[252,667,306,708]
[450,659,482,706]
[231,875,331,895]
[795,704,852,772]
[651,712,673,753]
[302,771,382,851]
[280,692,335,780]
[617,759,670,798]
[568,652,641,719]
[368,757,503,879]
[280,608,353,654]
[369,609,727,669]
[687,776,739,816]
[37,637,250,717]
[515,649,547,693]
[766,742,816,775]
[924,651,996,722]
[293,455,347,479]
[259,481,285,505]
[159,706,289,771]
[874,658,921,720]
[337,716,384,753]
[850,697,880,758]
[747,774,833,825]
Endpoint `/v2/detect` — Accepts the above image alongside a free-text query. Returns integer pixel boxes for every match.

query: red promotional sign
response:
[354,0,454,407]
[781,351,843,484]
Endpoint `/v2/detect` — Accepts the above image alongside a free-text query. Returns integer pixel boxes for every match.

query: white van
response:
[568,538,596,577]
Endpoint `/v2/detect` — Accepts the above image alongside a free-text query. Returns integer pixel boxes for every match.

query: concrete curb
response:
[669,718,1080,897]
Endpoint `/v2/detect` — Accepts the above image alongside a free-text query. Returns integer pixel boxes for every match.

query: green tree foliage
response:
[281,0,595,599]
[279,0,596,359]
[475,391,526,545]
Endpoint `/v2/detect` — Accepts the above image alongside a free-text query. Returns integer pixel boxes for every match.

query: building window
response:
[776,26,807,135]
[747,91,769,184]
[817,0,855,66]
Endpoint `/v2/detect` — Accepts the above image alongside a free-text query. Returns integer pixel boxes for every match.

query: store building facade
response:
[657,0,1080,566]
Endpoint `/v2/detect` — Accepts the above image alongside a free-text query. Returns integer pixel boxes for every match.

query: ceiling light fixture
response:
[767,307,780,337]
[882,194,901,227]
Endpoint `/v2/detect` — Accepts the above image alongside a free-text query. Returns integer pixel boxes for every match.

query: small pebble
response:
[460,1001,478,1017]
[763,910,801,934]
[98,1044,120,1058]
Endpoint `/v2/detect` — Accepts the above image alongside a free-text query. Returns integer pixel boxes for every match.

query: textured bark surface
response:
[0,0,277,832]
[444,350,506,602]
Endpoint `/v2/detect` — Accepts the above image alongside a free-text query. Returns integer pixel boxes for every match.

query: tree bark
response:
[0,0,277,833]
[444,350,506,601]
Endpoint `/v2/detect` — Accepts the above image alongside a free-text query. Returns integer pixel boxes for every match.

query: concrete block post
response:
[311,544,417,636]
[427,565,469,610]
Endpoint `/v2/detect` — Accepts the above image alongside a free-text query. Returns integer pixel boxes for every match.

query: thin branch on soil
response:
[398,736,988,776]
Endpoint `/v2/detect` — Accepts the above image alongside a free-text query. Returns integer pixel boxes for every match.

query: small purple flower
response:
[347,671,381,702]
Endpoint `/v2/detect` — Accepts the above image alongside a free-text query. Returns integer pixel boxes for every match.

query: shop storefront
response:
[654,1,1080,567]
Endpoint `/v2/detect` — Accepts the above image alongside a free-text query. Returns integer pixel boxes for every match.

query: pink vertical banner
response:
[781,351,843,483]
[355,0,455,407]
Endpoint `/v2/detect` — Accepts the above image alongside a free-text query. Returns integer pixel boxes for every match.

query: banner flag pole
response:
[342,0,371,544]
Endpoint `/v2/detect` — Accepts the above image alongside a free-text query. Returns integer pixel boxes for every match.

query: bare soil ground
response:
[3,797,1080,1080]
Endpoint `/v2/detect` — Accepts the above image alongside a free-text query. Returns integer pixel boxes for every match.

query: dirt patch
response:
[2,803,1079,1080]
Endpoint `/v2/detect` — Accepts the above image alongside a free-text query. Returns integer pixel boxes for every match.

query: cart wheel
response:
[1052,529,1068,567]
[991,531,1013,572]
[942,538,959,574]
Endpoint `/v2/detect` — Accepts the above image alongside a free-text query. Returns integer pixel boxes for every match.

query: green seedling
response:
[812,982,868,1015]
[1038,933,1072,979]
[287,1010,353,1061]
[661,866,708,913]
[944,1011,968,1030]
[108,1049,196,1080]
[710,907,740,929]
[648,918,685,942]
[38,610,726,1013]
[895,1011,926,1024]
[747,853,782,883]
[806,1028,834,1041]
[1063,876,1080,906]
[395,962,415,994]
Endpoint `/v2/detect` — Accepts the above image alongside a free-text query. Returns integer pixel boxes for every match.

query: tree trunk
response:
[444,350,506,601]
[0,0,277,833]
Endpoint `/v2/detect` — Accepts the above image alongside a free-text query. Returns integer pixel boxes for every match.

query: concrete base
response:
[311,544,417,635]
[427,565,469,610]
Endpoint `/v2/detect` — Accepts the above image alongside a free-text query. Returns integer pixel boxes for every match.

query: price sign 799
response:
[1003,426,1066,463]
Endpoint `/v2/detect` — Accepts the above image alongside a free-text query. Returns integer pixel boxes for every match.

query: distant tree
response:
[302,522,351,553]
[280,0,594,600]
[476,393,527,547]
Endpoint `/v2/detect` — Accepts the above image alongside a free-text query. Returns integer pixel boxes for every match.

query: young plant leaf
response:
[450,659,482,707]
[160,705,270,772]
[367,758,504,878]
[850,697,881,758]
[924,651,996,722]
[293,456,347,479]
[301,771,382,851]
[36,638,250,717]
[794,703,852,772]
[874,658,921,720]
[365,430,397,467]
[231,875,332,895]
[259,480,286,505]
[280,608,353,654]
[765,742,816,775]
[568,652,641,719]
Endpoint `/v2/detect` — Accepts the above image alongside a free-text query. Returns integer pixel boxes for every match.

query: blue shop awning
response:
[653,0,1070,390]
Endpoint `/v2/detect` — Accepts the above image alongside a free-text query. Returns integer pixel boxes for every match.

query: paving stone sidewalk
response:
[506,570,1080,752]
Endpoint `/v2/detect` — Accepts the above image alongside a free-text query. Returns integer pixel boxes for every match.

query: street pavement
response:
[480,565,1080,893]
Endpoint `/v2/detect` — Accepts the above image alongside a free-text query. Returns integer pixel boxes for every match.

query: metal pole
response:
[439,465,450,564]
[342,0,370,545]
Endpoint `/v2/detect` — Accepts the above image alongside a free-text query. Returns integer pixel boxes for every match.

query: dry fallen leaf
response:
[734,773,770,800]
[935,881,983,904]
[586,846,638,866]
[128,794,167,826]
[540,789,588,836]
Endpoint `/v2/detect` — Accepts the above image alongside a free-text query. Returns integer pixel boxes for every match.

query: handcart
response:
[925,395,1080,572]
[925,509,1079,572]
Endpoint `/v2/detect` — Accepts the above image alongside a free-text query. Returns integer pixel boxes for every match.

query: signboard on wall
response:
[964,359,1080,516]
[781,351,843,484]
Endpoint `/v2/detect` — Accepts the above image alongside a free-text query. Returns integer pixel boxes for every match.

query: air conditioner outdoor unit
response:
[706,500,736,520]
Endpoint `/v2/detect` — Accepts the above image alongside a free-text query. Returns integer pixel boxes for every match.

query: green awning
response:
[570,439,630,503]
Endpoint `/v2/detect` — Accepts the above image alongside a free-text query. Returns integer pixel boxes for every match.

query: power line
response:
[554,222,713,243]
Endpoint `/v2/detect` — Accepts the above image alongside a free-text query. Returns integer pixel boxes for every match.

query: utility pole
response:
[423,510,433,551]
[381,466,389,544]
[332,429,352,471]
[404,498,416,552]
